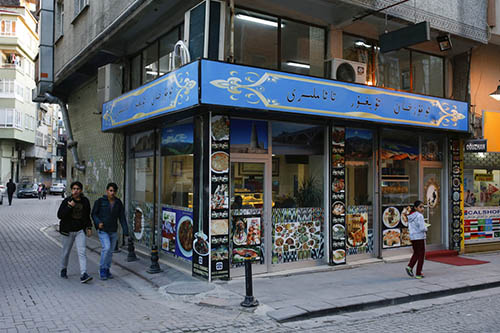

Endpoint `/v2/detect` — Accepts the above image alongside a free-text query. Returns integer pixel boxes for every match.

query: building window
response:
[343,34,445,97]
[24,114,29,129]
[142,43,159,84]
[159,25,183,76]
[73,0,89,19]
[130,54,141,90]
[36,130,43,146]
[0,80,15,96]
[55,0,64,39]
[234,9,326,77]
[0,20,16,36]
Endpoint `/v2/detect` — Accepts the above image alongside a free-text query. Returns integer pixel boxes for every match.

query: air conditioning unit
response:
[329,58,366,84]
[97,63,122,107]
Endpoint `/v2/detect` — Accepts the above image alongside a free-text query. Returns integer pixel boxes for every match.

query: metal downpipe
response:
[44,93,86,172]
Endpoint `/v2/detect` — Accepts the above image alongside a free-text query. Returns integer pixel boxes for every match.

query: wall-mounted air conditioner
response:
[329,58,366,84]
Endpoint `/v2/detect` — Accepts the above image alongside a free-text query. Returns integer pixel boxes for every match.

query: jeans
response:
[98,231,118,270]
[408,239,426,276]
[61,230,87,275]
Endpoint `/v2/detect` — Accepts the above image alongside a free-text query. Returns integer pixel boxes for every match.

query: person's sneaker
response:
[99,268,108,280]
[415,275,425,279]
[405,266,414,277]
[60,268,68,279]
[106,269,114,279]
[80,273,93,283]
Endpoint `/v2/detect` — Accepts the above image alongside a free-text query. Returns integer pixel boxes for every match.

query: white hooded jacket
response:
[407,211,427,240]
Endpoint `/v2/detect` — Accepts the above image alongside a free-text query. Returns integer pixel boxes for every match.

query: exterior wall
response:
[470,43,500,118]
[0,141,14,183]
[344,0,488,43]
[65,78,125,204]
[53,0,136,78]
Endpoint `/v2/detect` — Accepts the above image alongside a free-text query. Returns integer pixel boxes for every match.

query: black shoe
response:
[60,268,68,278]
[80,272,93,283]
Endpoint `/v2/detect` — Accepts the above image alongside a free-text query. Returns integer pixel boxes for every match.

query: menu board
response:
[161,206,194,261]
[381,205,411,248]
[464,207,500,243]
[450,139,464,251]
[209,115,230,280]
[346,206,369,255]
[330,126,346,265]
[231,209,263,265]
[271,208,324,264]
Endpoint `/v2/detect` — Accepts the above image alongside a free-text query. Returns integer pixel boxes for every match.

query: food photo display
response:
[381,205,412,248]
[330,126,346,265]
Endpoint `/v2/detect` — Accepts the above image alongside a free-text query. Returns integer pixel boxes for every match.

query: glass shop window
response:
[342,35,373,84]
[159,121,194,258]
[234,9,278,70]
[129,131,156,248]
[376,49,411,91]
[281,19,325,76]
[143,43,159,84]
[345,128,374,254]
[412,51,444,97]
[230,118,268,154]
[159,25,183,76]
[422,136,443,162]
[271,121,325,264]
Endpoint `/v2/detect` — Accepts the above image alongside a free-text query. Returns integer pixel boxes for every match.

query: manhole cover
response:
[164,282,215,295]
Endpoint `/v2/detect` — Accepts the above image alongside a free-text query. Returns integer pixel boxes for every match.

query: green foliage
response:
[296,176,322,207]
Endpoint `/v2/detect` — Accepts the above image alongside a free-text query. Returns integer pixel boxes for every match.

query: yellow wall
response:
[470,44,500,151]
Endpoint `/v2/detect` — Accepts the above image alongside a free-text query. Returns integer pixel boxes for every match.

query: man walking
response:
[6,179,15,206]
[58,181,93,283]
[92,182,129,280]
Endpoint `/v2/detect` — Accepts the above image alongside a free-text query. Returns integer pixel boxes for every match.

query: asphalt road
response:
[1,195,499,332]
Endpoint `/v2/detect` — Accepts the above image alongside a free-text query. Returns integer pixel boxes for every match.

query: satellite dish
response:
[336,62,356,82]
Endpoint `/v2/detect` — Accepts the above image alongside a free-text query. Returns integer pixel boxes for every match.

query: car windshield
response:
[20,183,34,189]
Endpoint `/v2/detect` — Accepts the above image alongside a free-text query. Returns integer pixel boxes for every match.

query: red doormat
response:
[427,254,489,266]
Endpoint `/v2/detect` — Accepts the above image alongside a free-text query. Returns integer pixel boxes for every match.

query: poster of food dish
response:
[231,209,263,264]
[450,139,464,251]
[208,114,231,280]
[330,126,346,265]
[271,208,324,264]
[161,206,194,260]
[346,206,368,250]
[381,205,412,248]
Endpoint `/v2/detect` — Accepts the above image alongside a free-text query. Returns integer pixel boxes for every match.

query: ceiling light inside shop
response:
[285,61,310,69]
[354,40,380,50]
[235,14,281,27]
[490,81,500,101]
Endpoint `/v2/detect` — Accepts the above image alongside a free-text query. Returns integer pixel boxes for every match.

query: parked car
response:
[50,183,66,195]
[17,183,38,198]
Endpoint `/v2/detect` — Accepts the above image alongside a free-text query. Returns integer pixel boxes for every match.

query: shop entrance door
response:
[422,167,443,246]
[230,159,270,276]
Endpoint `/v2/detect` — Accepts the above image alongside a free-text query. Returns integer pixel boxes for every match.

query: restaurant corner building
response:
[103,58,468,281]
[37,0,491,282]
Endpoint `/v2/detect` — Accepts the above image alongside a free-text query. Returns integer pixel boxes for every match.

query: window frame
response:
[233,6,327,77]
[343,32,446,98]
[72,0,89,23]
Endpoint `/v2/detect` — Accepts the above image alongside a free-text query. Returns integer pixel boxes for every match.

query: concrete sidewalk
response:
[43,224,500,323]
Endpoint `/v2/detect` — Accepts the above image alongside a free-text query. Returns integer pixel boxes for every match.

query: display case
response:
[381,175,410,206]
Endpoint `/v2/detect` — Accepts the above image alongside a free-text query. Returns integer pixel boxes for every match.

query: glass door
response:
[423,167,442,245]
[230,160,269,275]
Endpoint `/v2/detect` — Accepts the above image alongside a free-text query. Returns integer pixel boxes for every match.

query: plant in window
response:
[296,176,322,207]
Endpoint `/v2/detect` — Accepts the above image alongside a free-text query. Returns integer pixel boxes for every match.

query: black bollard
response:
[146,244,163,274]
[240,254,259,307]
[126,236,139,262]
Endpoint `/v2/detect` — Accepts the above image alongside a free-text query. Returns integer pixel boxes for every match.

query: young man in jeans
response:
[92,182,129,280]
[58,181,93,283]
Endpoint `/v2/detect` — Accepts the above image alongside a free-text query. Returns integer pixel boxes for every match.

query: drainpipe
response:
[44,93,86,172]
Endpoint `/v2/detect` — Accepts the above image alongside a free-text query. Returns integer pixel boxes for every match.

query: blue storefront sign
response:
[103,60,468,132]
[102,62,199,131]
[200,60,468,132]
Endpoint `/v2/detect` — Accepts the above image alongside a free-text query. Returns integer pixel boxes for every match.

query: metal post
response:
[240,255,258,307]
[147,129,162,274]
[127,236,139,262]
[147,245,162,273]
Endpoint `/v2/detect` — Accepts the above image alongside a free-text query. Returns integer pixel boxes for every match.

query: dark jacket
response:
[57,196,92,233]
[7,181,15,195]
[91,196,129,235]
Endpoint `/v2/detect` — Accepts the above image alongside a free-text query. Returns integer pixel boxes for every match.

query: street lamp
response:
[489,81,500,101]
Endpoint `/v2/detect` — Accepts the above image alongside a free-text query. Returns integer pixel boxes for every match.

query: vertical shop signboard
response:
[330,126,346,265]
[209,115,230,280]
[450,139,464,251]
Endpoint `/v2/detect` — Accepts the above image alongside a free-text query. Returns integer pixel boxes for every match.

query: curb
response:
[268,279,500,322]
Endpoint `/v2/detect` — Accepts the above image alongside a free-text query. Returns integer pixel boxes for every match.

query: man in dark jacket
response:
[58,181,93,283]
[6,179,15,205]
[92,182,129,280]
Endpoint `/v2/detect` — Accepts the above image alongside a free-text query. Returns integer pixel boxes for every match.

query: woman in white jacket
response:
[405,200,427,279]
